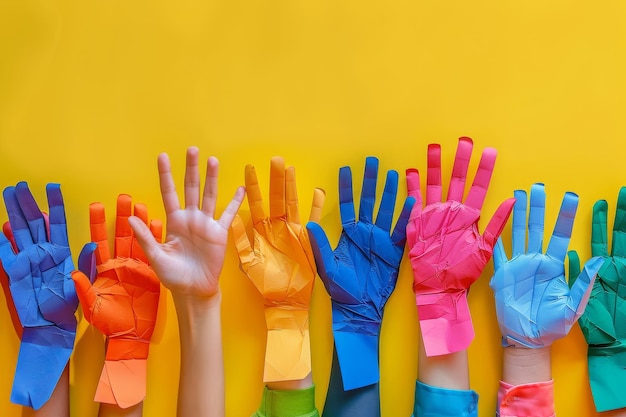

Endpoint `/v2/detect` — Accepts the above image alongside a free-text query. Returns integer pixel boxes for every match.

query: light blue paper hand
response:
[490,183,603,348]
[306,157,414,390]
[0,182,77,409]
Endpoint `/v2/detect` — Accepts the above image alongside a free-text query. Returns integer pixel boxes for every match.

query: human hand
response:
[568,187,626,412]
[128,147,245,304]
[71,195,162,408]
[406,137,515,356]
[0,182,77,409]
[490,183,602,348]
[232,157,325,382]
[306,156,414,390]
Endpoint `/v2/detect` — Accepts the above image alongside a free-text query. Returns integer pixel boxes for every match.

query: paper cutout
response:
[232,156,325,382]
[569,186,626,412]
[72,194,161,408]
[0,182,77,410]
[490,183,603,348]
[306,156,413,390]
[406,137,515,356]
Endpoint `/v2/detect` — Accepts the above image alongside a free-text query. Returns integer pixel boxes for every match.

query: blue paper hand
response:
[490,183,603,348]
[0,182,77,409]
[306,157,414,390]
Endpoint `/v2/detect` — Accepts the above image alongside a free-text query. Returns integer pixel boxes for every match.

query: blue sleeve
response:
[412,380,478,417]
[322,346,381,417]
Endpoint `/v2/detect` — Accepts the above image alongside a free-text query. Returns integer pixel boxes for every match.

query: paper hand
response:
[232,156,325,382]
[406,137,515,356]
[306,156,414,390]
[71,195,162,408]
[0,182,77,410]
[490,184,602,348]
[568,187,626,412]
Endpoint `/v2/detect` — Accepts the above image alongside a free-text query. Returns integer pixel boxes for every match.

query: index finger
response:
[339,166,355,226]
[308,188,325,224]
[158,152,181,216]
[546,192,578,261]
[3,186,31,251]
[89,202,111,264]
[15,182,46,244]
[465,146,497,210]
[591,199,609,257]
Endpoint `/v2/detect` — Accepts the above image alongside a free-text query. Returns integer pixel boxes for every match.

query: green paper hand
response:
[568,187,626,413]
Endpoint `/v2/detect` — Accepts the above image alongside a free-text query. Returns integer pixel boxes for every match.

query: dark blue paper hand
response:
[306,157,413,390]
[0,182,77,410]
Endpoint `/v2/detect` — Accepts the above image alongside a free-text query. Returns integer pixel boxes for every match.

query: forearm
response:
[174,291,224,417]
[98,403,143,417]
[414,336,478,417]
[267,373,313,390]
[417,335,469,390]
[498,347,554,417]
[26,366,69,417]
[502,347,551,385]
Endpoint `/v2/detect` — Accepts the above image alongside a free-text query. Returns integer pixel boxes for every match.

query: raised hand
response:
[406,137,515,356]
[128,147,245,300]
[231,157,325,382]
[306,157,414,390]
[490,183,603,348]
[71,195,162,408]
[0,182,77,409]
[568,187,626,412]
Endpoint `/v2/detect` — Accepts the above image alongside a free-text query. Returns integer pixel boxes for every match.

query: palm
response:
[492,253,569,345]
[409,202,488,293]
[152,210,229,297]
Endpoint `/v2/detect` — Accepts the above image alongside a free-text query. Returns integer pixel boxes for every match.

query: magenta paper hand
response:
[406,137,515,356]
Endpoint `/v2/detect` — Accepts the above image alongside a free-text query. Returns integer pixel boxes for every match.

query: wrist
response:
[173,290,222,319]
[502,346,551,385]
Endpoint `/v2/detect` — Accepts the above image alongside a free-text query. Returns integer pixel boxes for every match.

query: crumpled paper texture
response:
[572,186,626,412]
[490,184,602,348]
[406,137,515,356]
[0,182,77,410]
[72,194,161,408]
[306,156,413,390]
[232,157,324,382]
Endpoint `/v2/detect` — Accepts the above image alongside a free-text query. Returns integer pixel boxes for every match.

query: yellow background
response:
[0,1,625,415]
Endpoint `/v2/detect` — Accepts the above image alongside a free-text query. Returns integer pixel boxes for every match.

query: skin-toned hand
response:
[128,147,244,417]
[72,195,163,409]
[406,137,515,357]
[231,156,325,384]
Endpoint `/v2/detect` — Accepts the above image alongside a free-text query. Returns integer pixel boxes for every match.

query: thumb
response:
[71,270,97,322]
[568,256,604,321]
[129,215,161,265]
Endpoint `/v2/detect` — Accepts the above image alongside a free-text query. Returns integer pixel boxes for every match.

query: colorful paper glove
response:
[406,137,515,356]
[232,157,325,382]
[568,187,626,412]
[71,194,162,408]
[0,182,77,410]
[306,157,414,390]
[490,184,603,348]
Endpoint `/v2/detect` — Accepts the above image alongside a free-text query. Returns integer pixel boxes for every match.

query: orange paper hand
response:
[72,194,162,408]
[232,157,325,382]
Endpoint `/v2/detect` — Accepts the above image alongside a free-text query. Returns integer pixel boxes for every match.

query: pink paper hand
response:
[406,137,515,356]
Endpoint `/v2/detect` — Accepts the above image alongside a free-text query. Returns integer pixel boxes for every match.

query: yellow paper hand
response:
[232,157,324,382]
